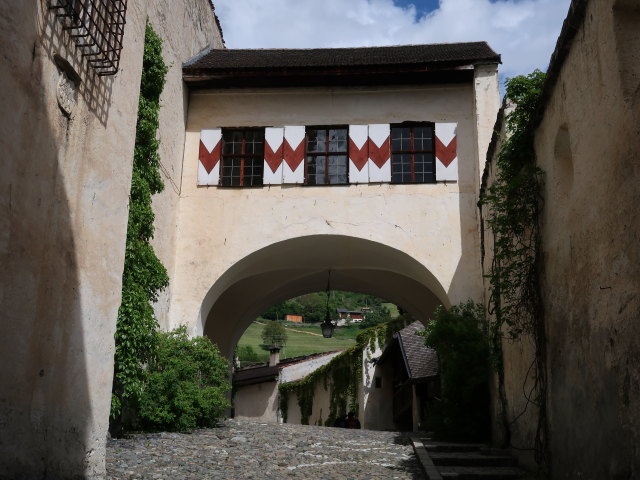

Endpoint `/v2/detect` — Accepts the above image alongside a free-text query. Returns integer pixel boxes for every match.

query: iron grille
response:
[49,0,127,76]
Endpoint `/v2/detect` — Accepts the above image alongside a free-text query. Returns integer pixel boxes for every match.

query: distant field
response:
[382,303,400,318]
[236,321,357,364]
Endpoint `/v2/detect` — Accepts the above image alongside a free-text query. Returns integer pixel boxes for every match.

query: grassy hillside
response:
[236,321,357,364]
[382,302,400,318]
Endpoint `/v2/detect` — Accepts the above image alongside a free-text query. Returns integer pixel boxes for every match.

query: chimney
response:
[268,344,281,367]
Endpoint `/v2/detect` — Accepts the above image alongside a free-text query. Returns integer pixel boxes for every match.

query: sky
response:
[213,0,572,90]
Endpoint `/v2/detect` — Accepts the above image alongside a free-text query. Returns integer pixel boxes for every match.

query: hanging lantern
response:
[320,309,335,338]
[320,270,336,338]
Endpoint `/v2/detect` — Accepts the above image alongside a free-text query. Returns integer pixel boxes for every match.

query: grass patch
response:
[237,321,357,363]
[382,303,399,318]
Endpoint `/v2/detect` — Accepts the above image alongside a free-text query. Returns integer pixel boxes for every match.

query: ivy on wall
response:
[278,314,413,425]
[479,70,549,470]
[110,22,169,431]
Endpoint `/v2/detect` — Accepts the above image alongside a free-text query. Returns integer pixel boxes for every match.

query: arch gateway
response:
[167,43,501,355]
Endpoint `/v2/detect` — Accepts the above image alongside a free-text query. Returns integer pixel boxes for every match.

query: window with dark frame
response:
[221,129,264,187]
[391,123,436,184]
[305,127,349,185]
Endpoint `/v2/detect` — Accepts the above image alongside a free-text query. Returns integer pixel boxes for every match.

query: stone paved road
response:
[107,419,424,479]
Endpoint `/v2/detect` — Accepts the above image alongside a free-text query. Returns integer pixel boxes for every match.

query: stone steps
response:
[429,451,518,467]
[411,438,526,480]
[438,465,525,479]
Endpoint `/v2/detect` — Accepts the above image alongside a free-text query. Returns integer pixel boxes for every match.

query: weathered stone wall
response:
[482,0,640,476]
[361,343,396,431]
[234,381,279,422]
[535,0,640,476]
[0,1,222,478]
[147,1,224,330]
[480,105,540,470]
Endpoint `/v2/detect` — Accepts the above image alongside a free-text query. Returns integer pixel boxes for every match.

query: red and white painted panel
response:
[348,125,369,184]
[435,123,458,182]
[282,125,306,184]
[368,124,391,183]
[263,127,284,185]
[198,129,222,186]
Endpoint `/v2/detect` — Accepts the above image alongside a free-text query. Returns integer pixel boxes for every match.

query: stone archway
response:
[199,234,450,358]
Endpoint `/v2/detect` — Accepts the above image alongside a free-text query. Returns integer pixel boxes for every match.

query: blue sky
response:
[393,0,441,17]
[213,0,571,89]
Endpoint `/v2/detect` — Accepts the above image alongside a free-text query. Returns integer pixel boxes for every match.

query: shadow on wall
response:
[201,235,448,359]
[0,3,93,478]
[38,1,115,126]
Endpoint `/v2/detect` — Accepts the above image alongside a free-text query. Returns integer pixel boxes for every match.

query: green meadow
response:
[236,320,357,364]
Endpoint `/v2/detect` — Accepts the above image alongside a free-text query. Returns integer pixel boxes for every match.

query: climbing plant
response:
[110,22,169,432]
[278,314,413,425]
[479,70,548,469]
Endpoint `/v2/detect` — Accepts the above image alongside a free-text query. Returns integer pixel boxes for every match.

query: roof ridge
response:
[205,41,491,52]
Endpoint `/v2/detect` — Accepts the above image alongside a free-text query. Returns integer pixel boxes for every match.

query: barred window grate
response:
[49,0,127,76]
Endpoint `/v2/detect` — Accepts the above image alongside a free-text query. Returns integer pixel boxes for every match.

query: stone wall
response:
[0,1,222,478]
[148,1,224,329]
[234,381,279,422]
[481,0,640,476]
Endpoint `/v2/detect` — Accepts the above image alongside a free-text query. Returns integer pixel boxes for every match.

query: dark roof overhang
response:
[183,42,500,89]
[233,365,279,387]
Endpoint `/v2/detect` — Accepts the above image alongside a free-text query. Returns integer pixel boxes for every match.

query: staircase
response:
[411,438,526,479]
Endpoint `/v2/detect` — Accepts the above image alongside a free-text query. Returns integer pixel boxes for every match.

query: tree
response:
[421,301,490,441]
[261,320,288,347]
[358,305,391,329]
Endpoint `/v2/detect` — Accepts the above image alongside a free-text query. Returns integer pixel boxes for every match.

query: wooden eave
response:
[183,62,483,89]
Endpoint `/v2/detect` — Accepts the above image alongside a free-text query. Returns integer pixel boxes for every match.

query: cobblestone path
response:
[107,419,424,479]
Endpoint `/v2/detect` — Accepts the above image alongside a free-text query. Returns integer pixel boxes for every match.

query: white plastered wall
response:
[170,79,499,355]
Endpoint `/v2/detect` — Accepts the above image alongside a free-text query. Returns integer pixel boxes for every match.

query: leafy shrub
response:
[422,301,490,441]
[237,345,261,366]
[358,305,391,329]
[138,326,230,431]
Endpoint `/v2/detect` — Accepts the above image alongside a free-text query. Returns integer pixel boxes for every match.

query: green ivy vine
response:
[110,22,169,432]
[278,314,413,425]
[479,70,549,470]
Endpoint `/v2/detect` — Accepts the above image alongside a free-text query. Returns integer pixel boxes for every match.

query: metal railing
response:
[49,0,127,76]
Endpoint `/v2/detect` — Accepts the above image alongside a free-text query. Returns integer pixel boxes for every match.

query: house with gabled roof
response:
[233,348,342,422]
[372,321,439,432]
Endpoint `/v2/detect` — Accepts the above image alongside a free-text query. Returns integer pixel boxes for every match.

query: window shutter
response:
[198,129,222,186]
[368,124,391,183]
[264,127,284,185]
[435,123,458,181]
[348,125,369,184]
[282,126,306,184]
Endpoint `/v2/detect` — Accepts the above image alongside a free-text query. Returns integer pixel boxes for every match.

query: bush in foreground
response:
[422,301,491,441]
[138,326,230,431]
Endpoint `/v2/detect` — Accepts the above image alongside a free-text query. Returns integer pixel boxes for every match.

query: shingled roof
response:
[396,321,439,380]
[183,42,500,88]
[185,42,499,70]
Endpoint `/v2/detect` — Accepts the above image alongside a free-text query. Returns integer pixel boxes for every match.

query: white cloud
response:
[214,0,571,82]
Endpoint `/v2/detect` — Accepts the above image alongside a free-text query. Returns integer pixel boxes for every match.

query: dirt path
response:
[254,320,324,337]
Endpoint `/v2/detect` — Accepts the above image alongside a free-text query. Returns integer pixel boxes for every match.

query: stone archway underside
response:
[201,235,450,358]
